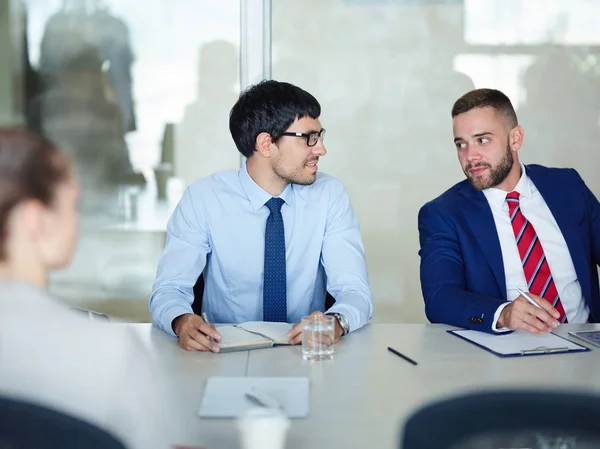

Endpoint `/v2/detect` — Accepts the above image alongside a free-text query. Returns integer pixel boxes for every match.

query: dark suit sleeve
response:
[573,169,600,266]
[418,202,507,332]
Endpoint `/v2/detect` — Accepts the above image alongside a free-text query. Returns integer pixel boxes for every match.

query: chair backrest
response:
[192,273,336,316]
[0,396,127,449]
[401,390,600,449]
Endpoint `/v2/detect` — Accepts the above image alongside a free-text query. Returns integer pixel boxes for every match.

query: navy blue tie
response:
[263,197,287,322]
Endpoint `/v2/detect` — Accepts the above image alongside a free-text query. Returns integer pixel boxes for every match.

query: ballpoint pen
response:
[245,387,282,409]
[387,346,418,366]
[516,287,542,309]
[202,312,215,346]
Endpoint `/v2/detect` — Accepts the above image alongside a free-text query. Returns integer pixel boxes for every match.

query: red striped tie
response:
[506,192,567,322]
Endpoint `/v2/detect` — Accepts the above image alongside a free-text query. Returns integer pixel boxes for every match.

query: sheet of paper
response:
[453,330,585,356]
[236,321,293,345]
[198,376,309,418]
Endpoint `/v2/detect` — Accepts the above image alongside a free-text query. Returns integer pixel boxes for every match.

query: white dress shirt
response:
[482,164,590,331]
[0,281,179,449]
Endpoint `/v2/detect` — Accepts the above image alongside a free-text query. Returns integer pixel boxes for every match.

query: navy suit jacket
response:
[418,165,600,332]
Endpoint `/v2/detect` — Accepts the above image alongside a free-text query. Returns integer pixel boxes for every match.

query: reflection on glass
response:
[272,0,600,324]
[465,0,600,45]
[176,39,240,186]
[14,0,240,317]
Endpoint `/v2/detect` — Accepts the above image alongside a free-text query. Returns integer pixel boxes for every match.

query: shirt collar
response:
[482,163,531,209]
[238,162,294,211]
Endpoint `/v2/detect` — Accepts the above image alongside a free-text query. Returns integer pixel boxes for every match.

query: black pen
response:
[387,346,418,366]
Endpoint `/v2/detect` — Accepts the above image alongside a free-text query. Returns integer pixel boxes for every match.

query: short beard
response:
[466,141,514,191]
[273,159,317,186]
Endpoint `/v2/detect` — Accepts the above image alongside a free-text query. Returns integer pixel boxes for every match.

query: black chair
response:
[401,390,600,449]
[192,273,336,316]
[0,396,127,449]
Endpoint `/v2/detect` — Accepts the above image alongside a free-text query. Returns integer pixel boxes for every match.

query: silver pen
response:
[245,387,281,409]
[202,312,215,346]
[516,287,542,309]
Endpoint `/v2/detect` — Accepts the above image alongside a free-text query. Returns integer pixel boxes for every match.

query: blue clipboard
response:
[448,329,591,358]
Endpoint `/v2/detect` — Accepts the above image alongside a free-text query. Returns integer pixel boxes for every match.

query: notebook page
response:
[453,330,584,355]
[215,324,273,350]
[236,321,293,345]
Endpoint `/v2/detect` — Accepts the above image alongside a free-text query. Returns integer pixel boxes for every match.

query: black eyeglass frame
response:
[281,128,326,147]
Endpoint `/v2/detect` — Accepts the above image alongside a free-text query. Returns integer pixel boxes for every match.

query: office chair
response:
[192,273,336,316]
[0,396,127,449]
[401,390,600,449]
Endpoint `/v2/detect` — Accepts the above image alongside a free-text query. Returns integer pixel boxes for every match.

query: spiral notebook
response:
[448,329,590,358]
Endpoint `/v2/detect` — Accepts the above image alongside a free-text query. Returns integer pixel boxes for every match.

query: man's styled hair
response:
[451,88,518,129]
[229,80,321,158]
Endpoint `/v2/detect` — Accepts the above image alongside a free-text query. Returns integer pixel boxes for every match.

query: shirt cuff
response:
[325,303,367,333]
[161,305,194,337]
[492,302,512,333]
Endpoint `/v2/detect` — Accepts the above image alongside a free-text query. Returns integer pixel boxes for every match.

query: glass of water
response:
[301,314,335,361]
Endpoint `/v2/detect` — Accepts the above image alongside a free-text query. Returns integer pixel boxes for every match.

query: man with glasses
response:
[150,80,373,351]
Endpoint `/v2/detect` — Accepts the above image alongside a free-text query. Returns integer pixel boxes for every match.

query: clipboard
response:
[448,329,590,358]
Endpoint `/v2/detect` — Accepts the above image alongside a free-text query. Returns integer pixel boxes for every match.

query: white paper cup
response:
[237,407,290,449]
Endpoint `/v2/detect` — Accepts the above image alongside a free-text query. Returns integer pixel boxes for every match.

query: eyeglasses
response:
[281,128,326,147]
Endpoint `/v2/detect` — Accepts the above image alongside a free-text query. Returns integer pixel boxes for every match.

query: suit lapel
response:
[459,184,506,298]
[527,166,592,301]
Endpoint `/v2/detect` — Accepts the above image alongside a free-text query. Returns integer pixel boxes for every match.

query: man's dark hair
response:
[229,80,321,158]
[451,88,518,129]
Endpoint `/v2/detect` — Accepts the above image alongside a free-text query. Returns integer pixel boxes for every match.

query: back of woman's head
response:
[0,128,72,263]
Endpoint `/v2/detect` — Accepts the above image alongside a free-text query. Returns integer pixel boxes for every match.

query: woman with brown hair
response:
[0,128,178,449]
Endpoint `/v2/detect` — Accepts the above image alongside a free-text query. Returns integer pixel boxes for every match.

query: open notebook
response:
[215,322,294,352]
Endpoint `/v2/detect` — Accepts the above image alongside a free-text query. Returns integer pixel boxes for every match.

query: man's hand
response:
[287,311,344,345]
[498,294,561,333]
[172,313,221,352]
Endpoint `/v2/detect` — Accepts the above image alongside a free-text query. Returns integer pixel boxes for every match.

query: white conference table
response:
[128,323,600,449]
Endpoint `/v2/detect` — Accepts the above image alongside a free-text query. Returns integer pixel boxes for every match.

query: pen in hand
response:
[516,287,542,309]
[202,312,216,347]
[387,346,418,366]
[516,287,560,327]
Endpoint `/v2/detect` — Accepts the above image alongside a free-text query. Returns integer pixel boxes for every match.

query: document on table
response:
[448,329,590,358]
[198,376,309,418]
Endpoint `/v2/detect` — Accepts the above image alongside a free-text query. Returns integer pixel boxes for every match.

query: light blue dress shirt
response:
[150,163,373,337]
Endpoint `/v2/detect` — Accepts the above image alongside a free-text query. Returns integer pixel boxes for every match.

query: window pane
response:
[272,0,600,323]
[12,0,240,318]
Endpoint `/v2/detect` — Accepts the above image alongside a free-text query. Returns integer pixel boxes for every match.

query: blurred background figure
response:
[0,128,175,449]
[29,0,143,215]
[518,44,600,184]
[176,39,240,186]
